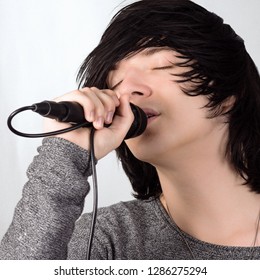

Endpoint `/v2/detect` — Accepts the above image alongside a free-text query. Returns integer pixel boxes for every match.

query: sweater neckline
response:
[153,196,260,252]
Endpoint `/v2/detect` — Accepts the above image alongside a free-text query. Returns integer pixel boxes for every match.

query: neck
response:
[155,139,260,246]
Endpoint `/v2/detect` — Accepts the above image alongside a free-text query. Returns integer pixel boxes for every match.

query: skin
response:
[45,47,260,247]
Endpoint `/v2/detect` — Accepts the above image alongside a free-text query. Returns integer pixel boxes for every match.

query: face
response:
[107,47,227,167]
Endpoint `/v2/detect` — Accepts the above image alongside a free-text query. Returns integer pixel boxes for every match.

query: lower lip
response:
[147,115,158,125]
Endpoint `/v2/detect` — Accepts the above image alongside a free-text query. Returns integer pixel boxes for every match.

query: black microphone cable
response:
[7,100,147,260]
[87,127,98,260]
[7,104,90,138]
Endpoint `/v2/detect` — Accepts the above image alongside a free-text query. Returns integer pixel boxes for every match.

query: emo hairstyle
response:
[77,0,260,199]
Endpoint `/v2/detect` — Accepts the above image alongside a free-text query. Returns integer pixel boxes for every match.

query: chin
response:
[126,143,155,165]
[126,128,168,162]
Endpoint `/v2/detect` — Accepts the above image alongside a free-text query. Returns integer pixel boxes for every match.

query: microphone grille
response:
[125,104,147,139]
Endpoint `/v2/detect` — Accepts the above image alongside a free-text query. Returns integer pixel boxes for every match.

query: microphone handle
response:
[32,100,147,139]
[32,101,85,123]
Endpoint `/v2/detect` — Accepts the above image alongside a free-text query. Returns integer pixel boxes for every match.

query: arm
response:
[0,87,133,259]
[0,137,91,259]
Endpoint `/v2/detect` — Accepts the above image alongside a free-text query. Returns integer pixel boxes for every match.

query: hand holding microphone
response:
[8,87,147,159]
[35,87,146,159]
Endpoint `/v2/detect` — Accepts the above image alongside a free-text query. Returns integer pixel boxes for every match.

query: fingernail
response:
[106,111,114,123]
[96,116,104,128]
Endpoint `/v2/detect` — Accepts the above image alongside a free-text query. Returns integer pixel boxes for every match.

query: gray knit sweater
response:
[0,137,259,259]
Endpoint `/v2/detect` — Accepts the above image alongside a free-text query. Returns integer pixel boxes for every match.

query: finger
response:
[89,87,120,125]
[54,89,101,123]
[80,87,119,126]
[107,94,134,138]
[101,89,120,106]
[53,87,119,130]
[79,88,105,125]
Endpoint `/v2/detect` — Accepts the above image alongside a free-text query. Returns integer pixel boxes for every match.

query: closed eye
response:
[110,80,122,90]
[152,65,175,70]
[109,66,175,89]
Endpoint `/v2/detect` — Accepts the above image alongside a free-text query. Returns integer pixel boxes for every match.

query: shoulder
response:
[68,197,163,259]
[73,197,164,242]
[83,197,159,227]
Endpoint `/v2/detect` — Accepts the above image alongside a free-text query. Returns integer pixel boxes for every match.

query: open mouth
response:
[143,108,160,122]
[146,113,155,119]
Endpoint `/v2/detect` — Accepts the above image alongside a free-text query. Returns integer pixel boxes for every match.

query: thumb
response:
[108,94,134,137]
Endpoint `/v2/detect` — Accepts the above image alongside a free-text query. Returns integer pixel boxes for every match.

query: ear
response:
[222,95,236,113]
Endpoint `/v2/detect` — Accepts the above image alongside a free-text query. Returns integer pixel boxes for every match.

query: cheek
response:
[162,95,215,144]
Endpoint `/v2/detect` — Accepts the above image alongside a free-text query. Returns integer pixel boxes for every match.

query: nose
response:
[116,70,152,100]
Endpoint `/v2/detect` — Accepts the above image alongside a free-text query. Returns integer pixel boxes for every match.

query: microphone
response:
[32,100,147,139]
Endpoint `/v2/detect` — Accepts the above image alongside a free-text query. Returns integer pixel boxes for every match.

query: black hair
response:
[77,0,260,199]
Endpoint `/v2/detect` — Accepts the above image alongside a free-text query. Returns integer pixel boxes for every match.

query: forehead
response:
[111,47,178,70]
[129,46,173,57]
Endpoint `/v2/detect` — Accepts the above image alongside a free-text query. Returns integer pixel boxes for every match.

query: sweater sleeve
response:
[0,137,92,260]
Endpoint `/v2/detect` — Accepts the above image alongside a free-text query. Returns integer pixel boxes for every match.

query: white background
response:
[0,0,260,240]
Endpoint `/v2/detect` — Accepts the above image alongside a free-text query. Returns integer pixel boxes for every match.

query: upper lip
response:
[142,108,160,119]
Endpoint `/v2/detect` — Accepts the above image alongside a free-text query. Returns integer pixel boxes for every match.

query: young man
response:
[1,0,260,259]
